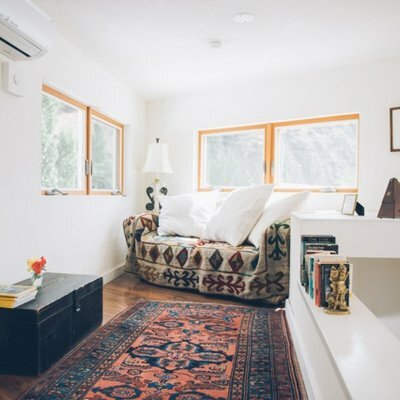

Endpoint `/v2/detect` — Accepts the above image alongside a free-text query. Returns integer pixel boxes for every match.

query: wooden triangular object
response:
[378,178,400,218]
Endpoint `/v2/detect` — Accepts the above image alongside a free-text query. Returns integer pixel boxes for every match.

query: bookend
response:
[355,202,365,216]
[377,177,400,219]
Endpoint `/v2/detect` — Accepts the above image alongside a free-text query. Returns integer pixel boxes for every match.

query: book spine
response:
[309,258,314,300]
[314,262,321,307]
[300,243,305,286]
[301,235,336,244]
[305,244,339,253]
[305,256,309,293]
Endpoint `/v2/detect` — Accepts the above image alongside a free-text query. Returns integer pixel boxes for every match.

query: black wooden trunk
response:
[0,273,103,375]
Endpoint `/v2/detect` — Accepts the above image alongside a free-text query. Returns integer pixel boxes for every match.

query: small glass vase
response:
[31,273,43,289]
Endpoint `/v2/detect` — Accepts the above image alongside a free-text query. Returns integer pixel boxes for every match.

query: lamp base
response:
[145,178,168,211]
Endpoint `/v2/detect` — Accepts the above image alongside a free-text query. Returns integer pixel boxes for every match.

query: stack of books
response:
[300,235,352,309]
[300,234,338,291]
[0,285,37,308]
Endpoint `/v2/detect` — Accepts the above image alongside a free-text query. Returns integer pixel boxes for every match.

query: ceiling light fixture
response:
[205,39,223,49]
[233,12,255,24]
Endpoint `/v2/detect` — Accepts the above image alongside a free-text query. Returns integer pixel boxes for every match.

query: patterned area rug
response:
[20,300,307,400]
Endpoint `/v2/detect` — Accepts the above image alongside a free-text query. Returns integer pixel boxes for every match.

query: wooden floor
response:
[0,272,261,400]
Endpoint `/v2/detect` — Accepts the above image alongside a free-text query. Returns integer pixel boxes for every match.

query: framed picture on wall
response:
[390,107,400,152]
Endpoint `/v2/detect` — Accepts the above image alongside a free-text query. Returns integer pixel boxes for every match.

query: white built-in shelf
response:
[292,210,400,222]
[296,282,400,399]
[286,211,400,400]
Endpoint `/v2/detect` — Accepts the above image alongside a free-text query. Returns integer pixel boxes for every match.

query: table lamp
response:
[142,138,173,211]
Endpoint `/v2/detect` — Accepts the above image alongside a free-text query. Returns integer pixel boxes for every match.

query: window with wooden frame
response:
[198,114,359,192]
[41,85,124,195]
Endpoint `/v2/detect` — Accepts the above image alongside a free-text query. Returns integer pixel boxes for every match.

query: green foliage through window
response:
[41,87,123,194]
[91,118,119,191]
[41,94,84,190]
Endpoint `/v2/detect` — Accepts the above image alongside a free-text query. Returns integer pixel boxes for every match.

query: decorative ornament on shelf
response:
[324,263,350,315]
[377,177,400,218]
[142,138,173,211]
[26,256,46,288]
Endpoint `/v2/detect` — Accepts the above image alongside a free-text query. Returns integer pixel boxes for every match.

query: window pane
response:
[41,93,85,190]
[91,117,121,191]
[202,129,265,188]
[275,119,358,188]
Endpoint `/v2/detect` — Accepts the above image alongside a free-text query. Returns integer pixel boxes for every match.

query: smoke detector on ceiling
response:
[233,12,255,24]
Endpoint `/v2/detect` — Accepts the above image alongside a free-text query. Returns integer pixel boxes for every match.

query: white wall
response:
[0,34,146,284]
[147,56,400,212]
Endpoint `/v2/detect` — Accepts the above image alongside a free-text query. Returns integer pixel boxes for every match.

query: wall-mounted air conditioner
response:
[0,0,55,61]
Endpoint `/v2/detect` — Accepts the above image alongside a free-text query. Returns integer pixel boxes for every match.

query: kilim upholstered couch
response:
[123,212,290,305]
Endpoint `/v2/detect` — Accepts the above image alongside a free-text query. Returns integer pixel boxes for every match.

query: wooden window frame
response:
[41,85,124,196]
[41,85,88,195]
[88,109,124,195]
[197,124,272,191]
[197,114,359,193]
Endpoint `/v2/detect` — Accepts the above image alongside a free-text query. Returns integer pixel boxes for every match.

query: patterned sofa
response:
[123,213,290,305]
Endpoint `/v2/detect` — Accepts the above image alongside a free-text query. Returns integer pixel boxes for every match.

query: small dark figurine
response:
[377,177,400,219]
[355,202,365,216]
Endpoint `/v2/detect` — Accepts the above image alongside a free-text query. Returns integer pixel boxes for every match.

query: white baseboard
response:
[102,264,125,285]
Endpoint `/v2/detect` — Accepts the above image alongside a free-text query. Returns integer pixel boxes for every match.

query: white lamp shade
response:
[142,141,173,174]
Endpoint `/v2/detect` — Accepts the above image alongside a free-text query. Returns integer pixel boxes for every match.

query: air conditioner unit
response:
[0,0,55,61]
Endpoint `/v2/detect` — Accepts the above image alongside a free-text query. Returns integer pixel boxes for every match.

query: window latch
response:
[111,190,126,196]
[270,160,275,177]
[85,160,93,176]
[45,188,68,196]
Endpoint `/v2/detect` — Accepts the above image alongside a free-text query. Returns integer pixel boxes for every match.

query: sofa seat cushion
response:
[139,232,260,276]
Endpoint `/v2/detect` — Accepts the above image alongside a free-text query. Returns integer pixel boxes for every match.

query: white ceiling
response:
[35,0,400,101]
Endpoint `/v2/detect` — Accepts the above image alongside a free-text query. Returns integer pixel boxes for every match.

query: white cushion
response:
[248,191,309,248]
[158,191,218,238]
[203,184,274,246]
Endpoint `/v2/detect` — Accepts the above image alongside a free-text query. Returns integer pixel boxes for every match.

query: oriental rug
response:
[20,300,307,400]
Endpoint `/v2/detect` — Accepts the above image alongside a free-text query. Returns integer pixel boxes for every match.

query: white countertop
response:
[292,210,400,222]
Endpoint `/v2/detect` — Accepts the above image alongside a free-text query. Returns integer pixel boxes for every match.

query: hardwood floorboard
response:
[0,272,266,399]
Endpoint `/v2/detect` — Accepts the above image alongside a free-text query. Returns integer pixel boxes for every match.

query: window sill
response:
[197,187,358,193]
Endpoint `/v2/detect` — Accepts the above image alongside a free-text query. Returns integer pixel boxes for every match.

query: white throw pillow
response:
[158,191,218,238]
[203,185,274,246]
[248,191,309,248]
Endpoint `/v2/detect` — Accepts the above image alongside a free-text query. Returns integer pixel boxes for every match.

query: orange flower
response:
[27,256,46,274]
[40,256,46,267]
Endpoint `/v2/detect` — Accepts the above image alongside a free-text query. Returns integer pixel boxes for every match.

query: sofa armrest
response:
[123,212,159,273]
[265,219,290,261]
[263,219,291,303]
